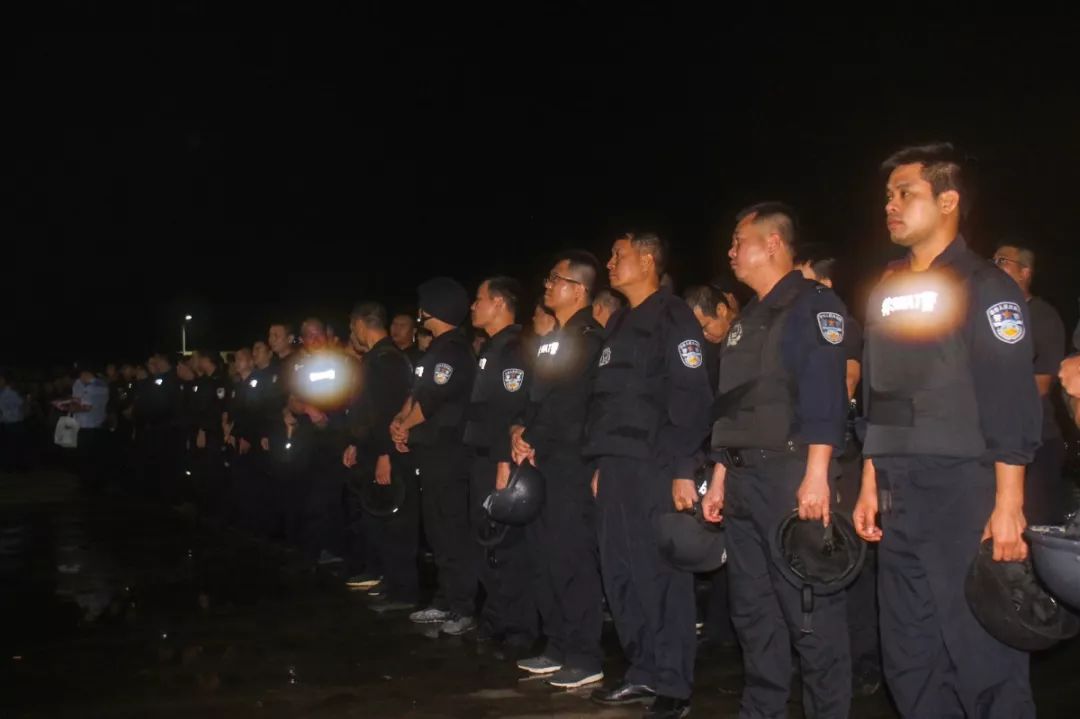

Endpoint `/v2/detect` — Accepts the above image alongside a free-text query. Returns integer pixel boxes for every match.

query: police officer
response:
[795,244,880,696]
[463,277,536,650]
[854,143,1039,718]
[591,288,625,331]
[391,277,477,635]
[133,353,183,501]
[227,347,267,534]
[340,302,416,610]
[189,350,230,519]
[510,251,606,689]
[701,204,853,718]
[585,232,712,719]
[682,283,740,654]
[286,318,359,565]
[992,242,1070,524]
[249,339,286,537]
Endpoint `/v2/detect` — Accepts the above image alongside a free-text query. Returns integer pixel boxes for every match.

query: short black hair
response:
[269,320,294,334]
[300,317,326,335]
[391,310,416,324]
[593,287,625,312]
[794,242,838,282]
[556,250,601,299]
[621,231,668,278]
[683,285,736,318]
[351,302,389,330]
[735,202,798,251]
[483,276,524,316]
[881,142,967,206]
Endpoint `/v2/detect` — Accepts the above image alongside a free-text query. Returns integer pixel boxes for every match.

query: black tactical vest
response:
[861,255,988,458]
[463,326,523,448]
[584,292,678,459]
[710,278,810,451]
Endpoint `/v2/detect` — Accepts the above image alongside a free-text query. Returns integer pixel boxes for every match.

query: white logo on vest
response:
[881,291,938,317]
[538,341,560,357]
[598,347,611,366]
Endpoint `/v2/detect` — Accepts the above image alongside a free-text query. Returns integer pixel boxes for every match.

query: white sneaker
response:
[516,655,563,674]
[440,614,476,636]
[547,667,604,689]
[409,607,451,624]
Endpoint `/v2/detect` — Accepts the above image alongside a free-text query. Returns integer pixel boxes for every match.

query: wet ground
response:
[1,470,1078,718]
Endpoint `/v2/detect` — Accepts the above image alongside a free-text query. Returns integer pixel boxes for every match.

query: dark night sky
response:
[6,10,1079,368]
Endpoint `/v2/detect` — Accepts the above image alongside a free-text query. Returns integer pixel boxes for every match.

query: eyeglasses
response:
[544,272,583,287]
[992,256,1028,269]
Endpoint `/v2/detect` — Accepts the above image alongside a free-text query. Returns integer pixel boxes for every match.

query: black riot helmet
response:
[772,510,866,634]
[348,463,408,518]
[1026,517,1080,611]
[482,462,545,526]
[966,538,1080,651]
[656,504,727,573]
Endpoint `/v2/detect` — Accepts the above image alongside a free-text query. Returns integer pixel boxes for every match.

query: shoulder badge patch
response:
[726,322,743,347]
[433,363,453,385]
[502,368,524,392]
[986,301,1025,344]
[677,339,703,368]
[598,347,611,367]
[816,312,845,345]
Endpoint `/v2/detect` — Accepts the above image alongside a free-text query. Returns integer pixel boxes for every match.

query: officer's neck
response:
[621,278,660,308]
[239,368,252,381]
[908,228,956,272]
[482,316,513,339]
[555,302,588,328]
[749,265,791,300]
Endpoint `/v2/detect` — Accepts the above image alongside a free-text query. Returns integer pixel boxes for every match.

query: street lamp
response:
[182,315,193,355]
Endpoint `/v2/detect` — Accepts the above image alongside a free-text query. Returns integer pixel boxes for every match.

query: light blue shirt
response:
[72,378,109,429]
[0,387,23,424]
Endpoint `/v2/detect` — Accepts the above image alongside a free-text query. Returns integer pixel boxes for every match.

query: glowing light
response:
[309,369,336,383]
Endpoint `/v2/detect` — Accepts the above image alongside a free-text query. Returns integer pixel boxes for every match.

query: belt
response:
[723,441,801,469]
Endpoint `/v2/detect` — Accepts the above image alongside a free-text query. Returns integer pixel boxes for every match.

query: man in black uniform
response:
[341,302,416,609]
[796,245,880,696]
[463,277,536,650]
[287,318,360,565]
[591,288,625,331]
[391,277,477,635]
[585,232,712,719]
[682,283,740,654]
[391,312,425,369]
[992,242,1069,524]
[511,251,606,689]
[702,204,853,718]
[190,350,230,520]
[134,353,183,501]
[854,143,1039,718]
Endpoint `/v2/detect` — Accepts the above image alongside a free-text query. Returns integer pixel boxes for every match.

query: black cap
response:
[417,277,470,327]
